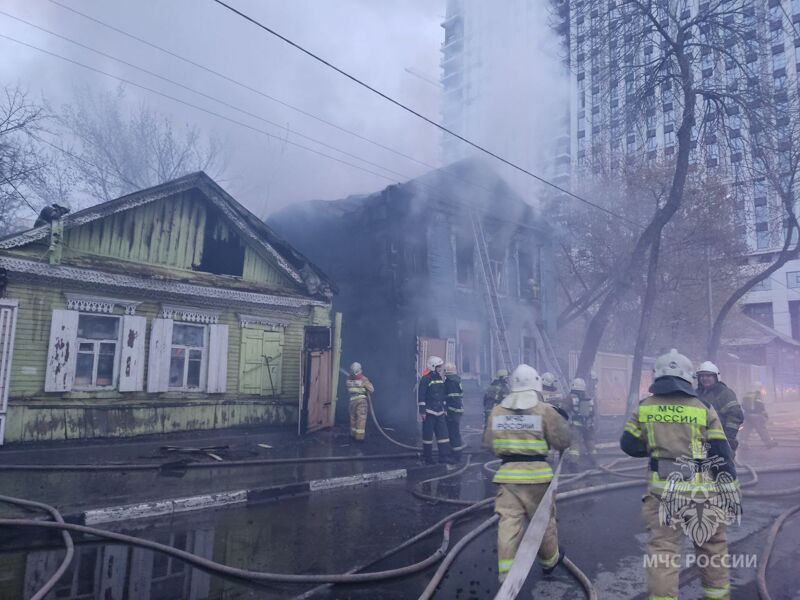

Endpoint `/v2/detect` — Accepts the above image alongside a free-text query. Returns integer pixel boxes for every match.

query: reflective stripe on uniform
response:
[426,409,446,416]
[624,421,642,438]
[648,472,732,493]
[498,559,513,574]
[492,438,549,452]
[447,406,464,413]
[493,464,554,483]
[707,427,727,440]
[447,392,462,397]
[650,596,678,600]
[539,548,560,568]
[639,404,708,426]
[703,584,730,599]
[351,428,365,434]
[429,380,444,386]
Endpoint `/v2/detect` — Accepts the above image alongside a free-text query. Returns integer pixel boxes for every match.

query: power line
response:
[40,0,643,228]
[23,5,599,227]
[44,0,440,175]
[0,33,408,183]
[2,176,39,216]
[0,10,424,186]
[0,35,554,237]
[210,0,644,229]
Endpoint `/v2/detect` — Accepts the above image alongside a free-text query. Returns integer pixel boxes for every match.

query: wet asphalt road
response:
[0,395,798,600]
[1,450,799,599]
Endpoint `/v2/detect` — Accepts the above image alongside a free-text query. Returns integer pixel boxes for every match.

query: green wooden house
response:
[0,172,341,444]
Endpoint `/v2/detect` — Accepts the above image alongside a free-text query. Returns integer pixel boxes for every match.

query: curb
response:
[72,465,437,525]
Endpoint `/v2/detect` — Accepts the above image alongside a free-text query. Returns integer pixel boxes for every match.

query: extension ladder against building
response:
[530,322,570,398]
[470,210,513,373]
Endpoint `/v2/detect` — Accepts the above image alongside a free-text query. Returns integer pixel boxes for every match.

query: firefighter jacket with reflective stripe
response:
[444,375,464,412]
[621,392,737,497]
[419,371,447,415]
[741,391,767,416]
[488,402,571,484]
[697,381,744,442]
[346,374,374,401]
[483,378,510,412]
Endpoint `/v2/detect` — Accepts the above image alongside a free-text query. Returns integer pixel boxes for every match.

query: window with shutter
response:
[45,310,79,392]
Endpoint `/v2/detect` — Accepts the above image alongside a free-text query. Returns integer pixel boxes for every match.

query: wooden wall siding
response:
[4,401,298,442]
[2,280,317,442]
[60,192,293,289]
[64,192,206,269]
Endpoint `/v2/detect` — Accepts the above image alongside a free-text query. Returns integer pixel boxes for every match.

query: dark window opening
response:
[789,300,800,341]
[455,234,475,288]
[743,302,775,329]
[197,212,246,276]
[518,249,540,301]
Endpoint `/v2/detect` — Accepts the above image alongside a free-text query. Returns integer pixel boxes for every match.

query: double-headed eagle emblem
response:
[659,455,742,546]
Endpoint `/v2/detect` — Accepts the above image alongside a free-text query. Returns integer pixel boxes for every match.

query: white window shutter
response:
[119,315,146,392]
[44,309,79,392]
[207,324,229,394]
[147,318,173,392]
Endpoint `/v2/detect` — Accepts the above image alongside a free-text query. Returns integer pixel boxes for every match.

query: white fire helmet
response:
[696,361,721,377]
[443,362,457,375]
[541,372,556,387]
[571,378,587,392]
[350,362,362,375]
[496,369,509,378]
[509,364,543,393]
[653,349,694,384]
[427,356,444,370]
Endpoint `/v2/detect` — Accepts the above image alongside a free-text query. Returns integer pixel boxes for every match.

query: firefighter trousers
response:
[422,413,451,462]
[349,397,368,441]
[495,482,560,582]
[642,494,730,600]
[741,414,775,447]
[445,411,464,453]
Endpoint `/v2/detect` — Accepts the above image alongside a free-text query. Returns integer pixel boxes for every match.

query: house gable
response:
[0,174,312,293]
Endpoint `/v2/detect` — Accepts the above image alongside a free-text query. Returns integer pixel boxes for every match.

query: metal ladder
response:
[470,210,513,373]
[530,321,570,398]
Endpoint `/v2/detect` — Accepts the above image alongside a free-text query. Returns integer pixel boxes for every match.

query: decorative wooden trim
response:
[65,293,140,315]
[162,304,219,324]
[238,314,291,329]
[0,257,329,311]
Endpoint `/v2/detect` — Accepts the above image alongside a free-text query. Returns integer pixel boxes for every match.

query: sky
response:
[1,0,446,219]
[1,0,572,225]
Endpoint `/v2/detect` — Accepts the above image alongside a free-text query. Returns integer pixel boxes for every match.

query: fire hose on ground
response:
[3,459,800,598]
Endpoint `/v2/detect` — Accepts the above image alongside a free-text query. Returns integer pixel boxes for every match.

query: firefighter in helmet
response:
[740,381,777,449]
[565,377,596,466]
[443,362,465,460]
[483,369,510,446]
[487,364,571,582]
[346,362,374,442]
[621,349,738,600]
[541,372,561,406]
[418,356,455,464]
[696,361,744,457]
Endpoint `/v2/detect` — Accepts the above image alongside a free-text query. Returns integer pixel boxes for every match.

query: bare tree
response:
[0,86,45,234]
[565,0,774,383]
[57,86,226,203]
[707,67,800,358]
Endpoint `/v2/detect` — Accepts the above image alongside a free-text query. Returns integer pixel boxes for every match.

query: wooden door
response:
[417,336,448,374]
[305,349,333,433]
